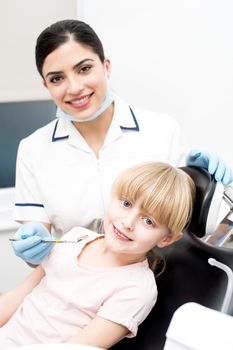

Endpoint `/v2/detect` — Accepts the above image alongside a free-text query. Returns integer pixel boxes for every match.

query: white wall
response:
[0,229,32,293]
[78,0,233,168]
[0,0,77,102]
[0,188,33,292]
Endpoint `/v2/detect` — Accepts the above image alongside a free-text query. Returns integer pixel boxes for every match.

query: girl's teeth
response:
[114,227,131,241]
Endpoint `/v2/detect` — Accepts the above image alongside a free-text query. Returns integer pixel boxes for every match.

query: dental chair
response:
[111,167,233,350]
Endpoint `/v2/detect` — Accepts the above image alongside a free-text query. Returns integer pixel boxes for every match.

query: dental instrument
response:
[9,234,88,244]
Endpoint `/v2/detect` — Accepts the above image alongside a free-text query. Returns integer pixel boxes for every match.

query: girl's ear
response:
[43,80,48,88]
[157,232,183,248]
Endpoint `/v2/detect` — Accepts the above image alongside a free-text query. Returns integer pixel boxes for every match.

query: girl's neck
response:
[73,103,114,158]
[79,237,146,268]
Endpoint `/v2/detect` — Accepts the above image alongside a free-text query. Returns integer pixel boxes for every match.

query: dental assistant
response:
[12,19,233,265]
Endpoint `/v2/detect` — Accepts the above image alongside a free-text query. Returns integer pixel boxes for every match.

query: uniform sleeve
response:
[13,139,50,224]
[97,277,157,338]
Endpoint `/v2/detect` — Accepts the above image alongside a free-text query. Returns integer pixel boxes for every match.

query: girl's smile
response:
[102,197,177,265]
[112,225,133,242]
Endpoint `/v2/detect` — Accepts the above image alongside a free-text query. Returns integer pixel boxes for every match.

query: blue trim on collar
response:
[52,106,139,141]
[52,120,69,142]
[120,107,139,132]
[15,203,44,208]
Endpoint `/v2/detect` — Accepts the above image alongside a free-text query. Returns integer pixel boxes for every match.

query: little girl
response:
[0,162,195,349]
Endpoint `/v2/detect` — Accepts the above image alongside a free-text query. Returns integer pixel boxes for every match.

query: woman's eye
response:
[49,75,63,84]
[121,199,131,208]
[143,217,154,226]
[79,65,92,73]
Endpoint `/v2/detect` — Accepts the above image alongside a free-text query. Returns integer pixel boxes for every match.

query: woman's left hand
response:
[186,149,233,185]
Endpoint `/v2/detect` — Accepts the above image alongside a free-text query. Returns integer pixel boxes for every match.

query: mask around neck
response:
[56,90,115,123]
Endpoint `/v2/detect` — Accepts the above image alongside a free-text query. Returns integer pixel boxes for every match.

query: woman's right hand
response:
[11,221,53,265]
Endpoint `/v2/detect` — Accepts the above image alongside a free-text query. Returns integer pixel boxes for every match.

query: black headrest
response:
[180,166,217,238]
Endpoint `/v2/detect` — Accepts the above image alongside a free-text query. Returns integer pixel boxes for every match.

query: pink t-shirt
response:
[0,227,157,348]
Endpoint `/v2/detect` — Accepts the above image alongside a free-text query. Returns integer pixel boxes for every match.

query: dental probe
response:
[9,234,88,243]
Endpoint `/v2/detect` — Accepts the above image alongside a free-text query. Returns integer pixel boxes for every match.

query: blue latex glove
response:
[11,221,54,265]
[186,149,233,185]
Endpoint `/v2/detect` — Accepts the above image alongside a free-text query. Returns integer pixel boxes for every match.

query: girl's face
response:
[103,196,181,263]
[42,39,111,121]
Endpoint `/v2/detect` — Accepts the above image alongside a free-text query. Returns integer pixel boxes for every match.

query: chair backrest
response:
[111,167,233,350]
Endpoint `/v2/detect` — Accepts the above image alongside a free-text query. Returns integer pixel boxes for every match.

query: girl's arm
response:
[67,316,128,349]
[0,265,45,326]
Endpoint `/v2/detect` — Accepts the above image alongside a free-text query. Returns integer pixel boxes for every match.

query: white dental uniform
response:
[13,96,187,237]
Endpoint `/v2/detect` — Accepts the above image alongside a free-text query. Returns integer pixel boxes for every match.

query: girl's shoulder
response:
[62,227,102,242]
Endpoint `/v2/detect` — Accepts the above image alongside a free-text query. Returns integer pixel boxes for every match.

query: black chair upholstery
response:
[111,167,233,350]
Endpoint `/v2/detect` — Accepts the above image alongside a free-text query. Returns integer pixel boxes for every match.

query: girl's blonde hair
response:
[112,162,195,236]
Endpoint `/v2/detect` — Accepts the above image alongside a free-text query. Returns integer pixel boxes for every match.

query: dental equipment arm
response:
[0,266,44,326]
[208,258,233,314]
[205,184,233,248]
[223,185,233,210]
[186,150,233,185]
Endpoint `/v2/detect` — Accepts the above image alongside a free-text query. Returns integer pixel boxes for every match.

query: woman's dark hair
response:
[35,19,105,77]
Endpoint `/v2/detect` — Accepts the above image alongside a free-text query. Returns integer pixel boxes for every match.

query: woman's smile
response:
[66,92,94,110]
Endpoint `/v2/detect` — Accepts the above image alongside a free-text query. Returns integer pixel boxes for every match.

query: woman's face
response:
[42,39,111,120]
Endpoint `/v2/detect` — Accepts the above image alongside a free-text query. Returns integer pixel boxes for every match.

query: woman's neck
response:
[73,103,114,158]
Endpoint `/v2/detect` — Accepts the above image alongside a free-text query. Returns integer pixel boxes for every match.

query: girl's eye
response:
[143,217,154,226]
[79,65,92,73]
[121,199,131,208]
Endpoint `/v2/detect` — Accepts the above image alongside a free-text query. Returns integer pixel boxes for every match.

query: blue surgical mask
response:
[56,90,115,123]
